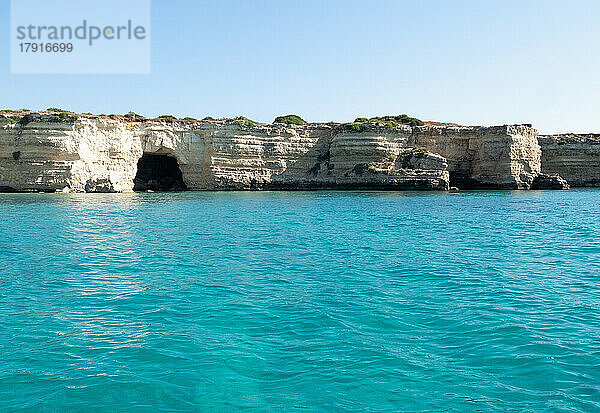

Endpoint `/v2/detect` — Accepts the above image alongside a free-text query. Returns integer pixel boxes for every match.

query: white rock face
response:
[0,116,543,192]
[539,134,600,187]
[412,125,541,189]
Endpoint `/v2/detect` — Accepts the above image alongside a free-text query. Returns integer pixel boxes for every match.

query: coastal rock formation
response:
[0,113,550,192]
[530,174,571,189]
[412,125,541,189]
[538,134,600,187]
[530,174,570,190]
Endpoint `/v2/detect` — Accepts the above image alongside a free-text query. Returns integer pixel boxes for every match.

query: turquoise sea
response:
[1,190,599,412]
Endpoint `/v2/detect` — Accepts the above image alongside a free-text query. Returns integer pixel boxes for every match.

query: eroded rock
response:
[530,174,570,190]
[0,115,550,192]
[84,178,115,193]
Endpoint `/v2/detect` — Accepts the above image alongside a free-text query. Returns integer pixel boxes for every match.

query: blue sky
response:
[1,0,599,133]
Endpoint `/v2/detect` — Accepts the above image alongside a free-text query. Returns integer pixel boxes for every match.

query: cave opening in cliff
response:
[133,154,188,191]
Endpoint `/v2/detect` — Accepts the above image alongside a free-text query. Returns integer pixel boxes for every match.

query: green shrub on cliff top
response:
[233,116,257,127]
[274,114,306,125]
[342,114,424,132]
[398,114,424,126]
[345,122,368,132]
[364,115,424,127]
[158,114,177,121]
[345,114,424,131]
[19,112,78,126]
[0,114,23,124]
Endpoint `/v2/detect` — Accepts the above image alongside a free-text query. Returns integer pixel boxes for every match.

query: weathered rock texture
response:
[530,173,570,190]
[538,134,600,187]
[412,125,541,189]
[0,115,545,192]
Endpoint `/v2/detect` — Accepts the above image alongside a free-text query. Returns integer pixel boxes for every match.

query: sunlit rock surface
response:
[538,134,600,187]
[0,114,549,192]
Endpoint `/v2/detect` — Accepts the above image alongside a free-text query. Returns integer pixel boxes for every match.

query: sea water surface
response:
[1,190,599,412]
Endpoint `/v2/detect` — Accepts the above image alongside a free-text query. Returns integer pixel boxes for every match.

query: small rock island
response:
[0,110,594,193]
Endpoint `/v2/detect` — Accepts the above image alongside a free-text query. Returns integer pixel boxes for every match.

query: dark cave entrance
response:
[133,154,188,192]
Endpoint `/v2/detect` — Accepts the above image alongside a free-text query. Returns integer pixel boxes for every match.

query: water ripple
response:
[0,190,599,411]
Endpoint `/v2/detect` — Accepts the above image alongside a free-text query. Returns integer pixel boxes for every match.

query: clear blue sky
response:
[2,0,599,133]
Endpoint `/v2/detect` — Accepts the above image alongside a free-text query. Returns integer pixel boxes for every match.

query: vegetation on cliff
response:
[0,114,23,124]
[232,116,257,127]
[152,114,257,126]
[274,115,306,125]
[158,115,178,121]
[0,110,427,130]
[344,115,424,132]
[0,111,78,126]
[23,112,79,125]
[124,112,146,121]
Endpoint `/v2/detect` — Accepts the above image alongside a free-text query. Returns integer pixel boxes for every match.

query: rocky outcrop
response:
[0,114,548,192]
[530,174,570,190]
[84,177,116,193]
[538,135,600,187]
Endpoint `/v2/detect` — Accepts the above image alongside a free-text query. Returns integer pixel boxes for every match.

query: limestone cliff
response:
[538,134,600,187]
[0,113,545,192]
[412,125,541,189]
